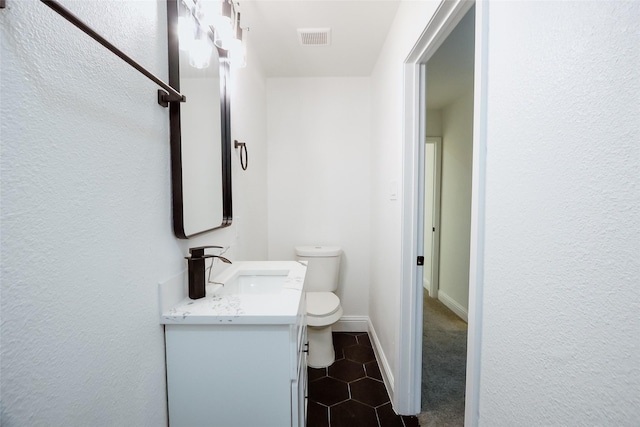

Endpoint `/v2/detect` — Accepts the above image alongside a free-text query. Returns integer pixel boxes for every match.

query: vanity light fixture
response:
[180,0,246,69]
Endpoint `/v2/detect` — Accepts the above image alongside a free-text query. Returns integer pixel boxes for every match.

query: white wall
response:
[438,89,473,317]
[478,1,640,424]
[369,0,440,389]
[186,39,270,264]
[226,48,269,262]
[266,78,371,317]
[426,109,442,137]
[0,1,268,424]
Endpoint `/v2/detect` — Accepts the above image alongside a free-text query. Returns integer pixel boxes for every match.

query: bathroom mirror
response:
[167,0,232,239]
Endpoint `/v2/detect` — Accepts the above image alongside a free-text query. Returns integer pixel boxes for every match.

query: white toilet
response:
[295,245,343,368]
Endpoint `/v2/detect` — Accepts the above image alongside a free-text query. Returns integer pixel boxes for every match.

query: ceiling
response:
[235,0,475,109]
[426,6,475,109]
[238,0,401,77]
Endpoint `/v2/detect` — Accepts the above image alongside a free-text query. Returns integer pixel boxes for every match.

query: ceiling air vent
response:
[297,28,331,46]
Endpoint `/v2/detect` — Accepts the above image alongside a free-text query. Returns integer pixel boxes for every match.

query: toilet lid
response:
[307,292,341,317]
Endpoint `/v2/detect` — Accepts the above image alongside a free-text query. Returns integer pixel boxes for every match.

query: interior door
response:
[425,136,442,299]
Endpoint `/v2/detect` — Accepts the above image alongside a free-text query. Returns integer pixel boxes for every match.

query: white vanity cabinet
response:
[161,261,308,427]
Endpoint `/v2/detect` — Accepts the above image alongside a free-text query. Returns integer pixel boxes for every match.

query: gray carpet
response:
[418,296,468,427]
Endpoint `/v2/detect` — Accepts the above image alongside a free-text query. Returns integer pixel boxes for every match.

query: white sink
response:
[213,271,289,295]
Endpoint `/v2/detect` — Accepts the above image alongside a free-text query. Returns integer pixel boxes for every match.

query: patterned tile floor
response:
[307,332,420,427]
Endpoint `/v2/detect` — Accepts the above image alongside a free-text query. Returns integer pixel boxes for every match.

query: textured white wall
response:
[479,1,640,424]
[0,1,268,424]
[266,77,371,317]
[369,0,440,387]
[1,2,180,424]
[439,89,473,315]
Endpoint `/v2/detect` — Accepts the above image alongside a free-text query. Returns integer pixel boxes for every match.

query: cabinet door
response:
[166,325,291,427]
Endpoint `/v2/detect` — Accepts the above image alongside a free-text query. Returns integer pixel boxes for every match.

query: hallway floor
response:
[307,332,419,427]
[419,296,468,426]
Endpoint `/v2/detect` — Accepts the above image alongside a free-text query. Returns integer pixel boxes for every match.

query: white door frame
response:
[425,136,442,299]
[395,1,488,424]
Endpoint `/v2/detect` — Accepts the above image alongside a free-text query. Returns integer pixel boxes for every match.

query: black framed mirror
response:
[167,0,232,239]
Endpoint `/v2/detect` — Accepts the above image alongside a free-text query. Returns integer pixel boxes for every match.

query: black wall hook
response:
[234,140,248,170]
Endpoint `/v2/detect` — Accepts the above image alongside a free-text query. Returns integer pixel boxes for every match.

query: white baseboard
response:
[333,316,395,401]
[334,316,369,332]
[367,318,395,400]
[438,291,468,322]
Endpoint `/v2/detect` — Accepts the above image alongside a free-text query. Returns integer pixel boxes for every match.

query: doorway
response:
[395,0,487,423]
[420,6,474,423]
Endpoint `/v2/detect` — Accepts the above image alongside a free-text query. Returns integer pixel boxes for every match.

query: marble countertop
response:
[159,261,307,325]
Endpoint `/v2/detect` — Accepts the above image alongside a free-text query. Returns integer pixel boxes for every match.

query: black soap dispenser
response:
[186,246,232,300]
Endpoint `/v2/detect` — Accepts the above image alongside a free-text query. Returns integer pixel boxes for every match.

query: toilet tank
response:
[295,246,342,292]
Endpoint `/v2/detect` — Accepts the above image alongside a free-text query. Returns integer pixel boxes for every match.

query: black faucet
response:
[185,246,232,300]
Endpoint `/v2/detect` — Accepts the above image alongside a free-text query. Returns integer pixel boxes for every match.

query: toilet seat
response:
[306,292,342,327]
[307,292,340,316]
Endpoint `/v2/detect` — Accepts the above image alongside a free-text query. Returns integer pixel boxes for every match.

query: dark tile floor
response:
[307,332,420,427]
